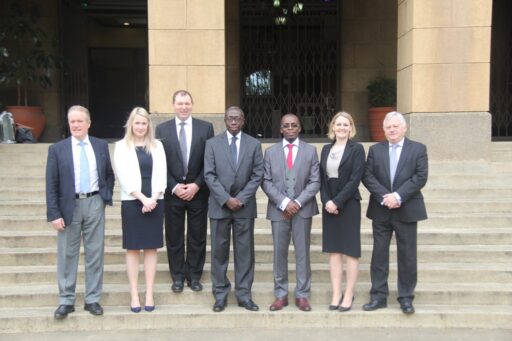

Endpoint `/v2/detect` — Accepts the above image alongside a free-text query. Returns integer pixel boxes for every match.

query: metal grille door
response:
[240,0,339,138]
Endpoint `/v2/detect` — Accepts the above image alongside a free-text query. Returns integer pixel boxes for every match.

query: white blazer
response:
[113,139,167,201]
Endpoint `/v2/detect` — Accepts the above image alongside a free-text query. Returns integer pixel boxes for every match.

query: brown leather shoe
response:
[269,297,288,311]
[295,297,311,312]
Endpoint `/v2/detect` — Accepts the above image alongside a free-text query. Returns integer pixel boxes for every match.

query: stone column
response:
[397,0,492,160]
[148,0,226,131]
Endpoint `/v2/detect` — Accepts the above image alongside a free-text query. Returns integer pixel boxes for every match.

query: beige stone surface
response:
[397,65,413,114]
[187,0,224,29]
[397,30,412,70]
[397,0,412,37]
[411,63,489,112]
[452,0,492,27]
[148,0,186,29]
[149,30,224,66]
[148,66,187,114]
[412,0,452,28]
[407,112,491,161]
[412,27,491,64]
[188,66,225,114]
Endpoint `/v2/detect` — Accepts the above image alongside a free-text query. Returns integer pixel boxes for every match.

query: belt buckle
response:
[78,192,87,199]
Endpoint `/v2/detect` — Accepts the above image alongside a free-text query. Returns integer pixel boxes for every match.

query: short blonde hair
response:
[327,111,356,140]
[123,107,156,153]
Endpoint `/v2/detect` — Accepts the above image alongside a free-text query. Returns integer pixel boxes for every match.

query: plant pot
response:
[368,106,394,142]
[6,106,46,141]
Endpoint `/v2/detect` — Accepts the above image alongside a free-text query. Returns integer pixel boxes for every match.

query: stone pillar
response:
[148,0,226,131]
[397,0,492,160]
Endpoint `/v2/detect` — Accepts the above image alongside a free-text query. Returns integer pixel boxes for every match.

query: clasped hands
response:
[175,183,200,201]
[226,197,244,211]
[382,193,401,209]
[140,196,158,214]
[325,200,339,215]
[282,200,301,220]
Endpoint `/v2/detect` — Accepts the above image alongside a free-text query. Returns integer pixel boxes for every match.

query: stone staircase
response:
[0,142,511,333]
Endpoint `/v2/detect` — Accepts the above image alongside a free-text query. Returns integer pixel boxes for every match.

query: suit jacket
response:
[363,137,428,223]
[46,136,115,226]
[319,139,365,209]
[262,139,320,221]
[113,139,167,201]
[204,131,264,219]
[155,117,214,200]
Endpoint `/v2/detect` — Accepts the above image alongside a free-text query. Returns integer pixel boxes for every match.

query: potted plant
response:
[366,76,396,142]
[0,0,61,140]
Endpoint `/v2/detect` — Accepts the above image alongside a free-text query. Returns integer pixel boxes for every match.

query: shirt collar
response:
[226,131,242,140]
[389,138,404,148]
[175,116,192,127]
[282,138,299,148]
[72,135,90,146]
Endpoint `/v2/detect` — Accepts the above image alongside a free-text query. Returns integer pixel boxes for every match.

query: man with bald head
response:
[262,113,320,312]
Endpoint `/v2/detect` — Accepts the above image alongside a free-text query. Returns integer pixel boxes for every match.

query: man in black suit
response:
[155,90,214,292]
[362,111,428,314]
[46,105,115,319]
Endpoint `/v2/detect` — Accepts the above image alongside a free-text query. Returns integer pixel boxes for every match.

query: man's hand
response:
[383,193,400,209]
[226,197,244,211]
[50,218,65,231]
[284,201,300,217]
[175,183,199,201]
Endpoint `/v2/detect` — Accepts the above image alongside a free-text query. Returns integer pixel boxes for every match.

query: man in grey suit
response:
[46,105,115,319]
[362,111,428,314]
[262,113,320,312]
[204,106,264,312]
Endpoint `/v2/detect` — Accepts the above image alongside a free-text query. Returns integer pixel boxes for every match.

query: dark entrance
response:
[490,0,512,140]
[240,0,339,138]
[60,0,147,139]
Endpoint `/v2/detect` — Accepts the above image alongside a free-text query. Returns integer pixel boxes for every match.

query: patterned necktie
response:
[79,141,90,193]
[179,122,188,175]
[287,144,294,170]
[390,144,399,187]
[231,136,238,165]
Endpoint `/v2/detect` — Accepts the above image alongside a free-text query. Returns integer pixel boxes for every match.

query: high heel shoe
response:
[338,296,355,312]
[144,305,155,312]
[130,306,141,313]
[328,295,343,311]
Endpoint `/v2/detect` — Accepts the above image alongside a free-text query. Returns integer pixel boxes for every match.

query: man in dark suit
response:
[155,90,214,292]
[261,114,320,312]
[46,105,115,319]
[204,106,264,312]
[362,111,428,314]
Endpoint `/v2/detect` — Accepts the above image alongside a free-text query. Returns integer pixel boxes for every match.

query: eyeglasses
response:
[225,116,243,123]
[280,123,300,129]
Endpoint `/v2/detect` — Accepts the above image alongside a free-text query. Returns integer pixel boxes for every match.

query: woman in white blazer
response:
[113,107,167,313]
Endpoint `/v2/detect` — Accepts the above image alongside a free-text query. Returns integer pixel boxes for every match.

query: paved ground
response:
[2,328,511,341]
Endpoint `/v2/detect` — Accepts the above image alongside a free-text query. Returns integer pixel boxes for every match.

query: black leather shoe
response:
[362,299,387,311]
[84,302,103,315]
[400,300,415,314]
[187,280,203,292]
[238,299,259,311]
[171,280,184,293]
[213,298,227,312]
[54,304,74,319]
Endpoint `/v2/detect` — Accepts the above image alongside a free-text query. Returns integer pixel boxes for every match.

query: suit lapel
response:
[223,133,237,172]
[236,133,248,172]
[65,138,76,188]
[338,140,353,169]
[395,138,410,177]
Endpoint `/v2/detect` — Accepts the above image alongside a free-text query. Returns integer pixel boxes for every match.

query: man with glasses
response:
[204,106,264,312]
[262,113,320,312]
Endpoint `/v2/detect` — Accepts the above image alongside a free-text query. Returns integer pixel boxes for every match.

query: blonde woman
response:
[319,111,365,312]
[113,107,167,313]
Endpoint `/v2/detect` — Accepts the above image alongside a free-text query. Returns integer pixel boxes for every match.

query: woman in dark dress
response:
[320,111,365,312]
[113,107,167,313]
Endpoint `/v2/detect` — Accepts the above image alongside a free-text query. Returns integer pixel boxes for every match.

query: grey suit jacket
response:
[363,137,428,223]
[262,139,320,221]
[46,136,115,226]
[204,131,264,219]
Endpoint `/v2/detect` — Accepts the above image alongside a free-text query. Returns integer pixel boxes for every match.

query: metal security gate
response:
[240,0,339,138]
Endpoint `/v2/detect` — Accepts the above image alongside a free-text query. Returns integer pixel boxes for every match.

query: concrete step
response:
[1,262,510,286]
[2,243,511,267]
[1,227,511,248]
[2,198,512,216]
[2,213,511,231]
[1,304,511,333]
[1,282,511,308]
